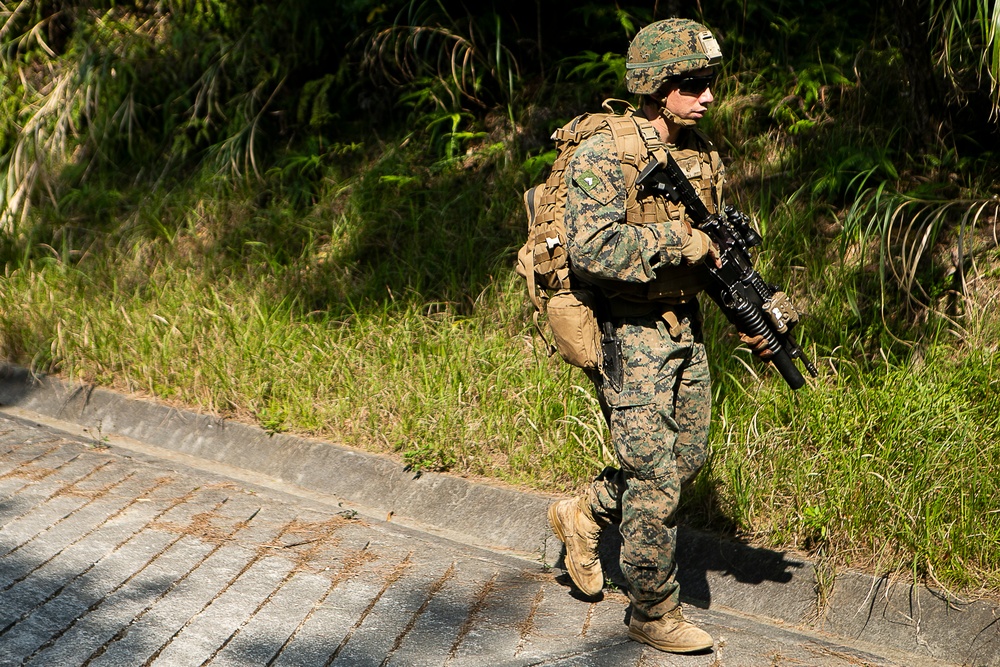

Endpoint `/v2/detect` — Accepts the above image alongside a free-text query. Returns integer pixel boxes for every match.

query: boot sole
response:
[547,503,603,596]
[628,626,713,653]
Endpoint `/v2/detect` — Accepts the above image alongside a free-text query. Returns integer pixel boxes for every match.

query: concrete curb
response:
[0,364,997,666]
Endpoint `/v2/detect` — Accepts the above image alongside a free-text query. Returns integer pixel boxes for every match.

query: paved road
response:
[0,412,944,666]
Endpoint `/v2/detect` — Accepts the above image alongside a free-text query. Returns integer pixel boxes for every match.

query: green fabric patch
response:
[574,165,618,206]
[577,169,602,192]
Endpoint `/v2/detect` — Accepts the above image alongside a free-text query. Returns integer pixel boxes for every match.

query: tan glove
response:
[739,333,774,359]
[680,229,720,266]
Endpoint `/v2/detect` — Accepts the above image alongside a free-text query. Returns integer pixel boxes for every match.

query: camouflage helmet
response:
[625,19,723,95]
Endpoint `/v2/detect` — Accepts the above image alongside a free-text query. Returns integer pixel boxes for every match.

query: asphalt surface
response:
[0,409,957,666]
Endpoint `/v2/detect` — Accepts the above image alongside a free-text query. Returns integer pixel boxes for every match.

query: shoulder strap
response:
[689,127,725,209]
[599,110,669,211]
[554,101,666,178]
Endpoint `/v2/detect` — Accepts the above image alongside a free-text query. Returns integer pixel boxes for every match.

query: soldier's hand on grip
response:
[680,229,718,266]
[739,333,774,360]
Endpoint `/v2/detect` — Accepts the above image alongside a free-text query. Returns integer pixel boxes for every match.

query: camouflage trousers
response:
[586,303,711,618]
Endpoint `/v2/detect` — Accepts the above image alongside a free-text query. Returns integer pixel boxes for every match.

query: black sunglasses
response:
[672,73,717,95]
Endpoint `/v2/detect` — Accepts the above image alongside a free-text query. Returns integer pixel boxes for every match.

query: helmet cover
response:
[625,19,722,95]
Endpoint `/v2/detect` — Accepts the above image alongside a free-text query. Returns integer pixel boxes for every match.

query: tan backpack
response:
[515,100,656,368]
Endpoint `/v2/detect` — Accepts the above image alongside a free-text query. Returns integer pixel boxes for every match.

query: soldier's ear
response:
[649,83,673,102]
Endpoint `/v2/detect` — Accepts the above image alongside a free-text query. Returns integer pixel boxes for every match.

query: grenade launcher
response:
[636,154,818,390]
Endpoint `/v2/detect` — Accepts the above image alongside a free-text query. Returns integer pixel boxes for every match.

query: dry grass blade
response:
[859,192,999,312]
[955,198,1000,292]
[2,64,86,233]
[361,3,519,111]
[930,0,1000,116]
[0,0,35,46]
[367,24,480,104]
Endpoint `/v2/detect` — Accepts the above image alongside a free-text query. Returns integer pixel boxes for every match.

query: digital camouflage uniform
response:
[564,122,722,618]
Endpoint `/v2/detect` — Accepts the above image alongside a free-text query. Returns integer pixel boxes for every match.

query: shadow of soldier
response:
[551,524,807,614]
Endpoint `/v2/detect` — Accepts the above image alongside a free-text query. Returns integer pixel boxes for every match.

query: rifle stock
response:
[636,155,819,390]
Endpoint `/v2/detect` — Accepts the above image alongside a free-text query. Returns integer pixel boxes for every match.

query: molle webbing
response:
[523,109,649,298]
[606,115,663,226]
[612,120,720,302]
[526,113,610,295]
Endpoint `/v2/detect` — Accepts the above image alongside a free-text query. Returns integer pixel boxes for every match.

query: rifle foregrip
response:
[769,348,806,390]
[710,289,808,391]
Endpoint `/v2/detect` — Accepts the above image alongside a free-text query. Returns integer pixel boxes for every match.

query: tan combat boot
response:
[628,606,714,653]
[547,496,603,596]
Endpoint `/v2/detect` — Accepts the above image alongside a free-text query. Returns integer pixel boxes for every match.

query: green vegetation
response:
[2,0,1000,597]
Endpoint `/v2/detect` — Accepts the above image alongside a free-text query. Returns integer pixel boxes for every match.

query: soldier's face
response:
[662,68,715,123]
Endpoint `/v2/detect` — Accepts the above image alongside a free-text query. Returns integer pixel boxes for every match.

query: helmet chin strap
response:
[658,101,697,128]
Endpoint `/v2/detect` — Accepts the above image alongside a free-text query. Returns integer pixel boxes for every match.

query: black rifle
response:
[636,154,818,390]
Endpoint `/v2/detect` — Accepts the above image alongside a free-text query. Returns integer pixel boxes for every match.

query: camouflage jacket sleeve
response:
[563,131,682,284]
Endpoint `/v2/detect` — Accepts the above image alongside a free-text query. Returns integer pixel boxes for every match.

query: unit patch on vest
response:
[675,154,702,181]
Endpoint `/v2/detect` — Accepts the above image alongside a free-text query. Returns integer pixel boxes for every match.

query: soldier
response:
[547,18,764,654]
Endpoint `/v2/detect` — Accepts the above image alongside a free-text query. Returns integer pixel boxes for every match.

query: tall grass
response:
[0,162,613,493]
[704,343,1000,591]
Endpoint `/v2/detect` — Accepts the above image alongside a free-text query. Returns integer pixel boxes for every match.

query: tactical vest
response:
[517,99,724,311]
[594,112,724,303]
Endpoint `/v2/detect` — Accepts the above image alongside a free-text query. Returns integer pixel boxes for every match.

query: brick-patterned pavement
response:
[0,413,937,666]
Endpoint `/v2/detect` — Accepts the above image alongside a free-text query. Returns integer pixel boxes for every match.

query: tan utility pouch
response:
[546,289,601,369]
